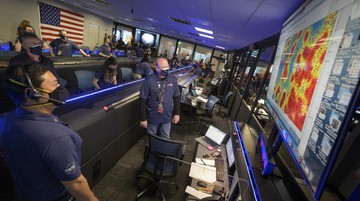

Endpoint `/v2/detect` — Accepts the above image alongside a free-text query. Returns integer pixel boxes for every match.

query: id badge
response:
[157,103,164,113]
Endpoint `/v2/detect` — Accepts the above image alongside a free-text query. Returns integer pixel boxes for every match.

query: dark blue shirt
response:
[140,74,180,124]
[135,46,145,58]
[95,66,116,88]
[0,108,82,200]
[134,62,152,77]
[99,44,112,56]
[50,38,80,57]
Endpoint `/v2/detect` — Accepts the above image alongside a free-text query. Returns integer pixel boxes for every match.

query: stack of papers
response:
[189,162,216,183]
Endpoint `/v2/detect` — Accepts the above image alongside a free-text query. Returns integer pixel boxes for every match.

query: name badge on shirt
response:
[157,103,164,113]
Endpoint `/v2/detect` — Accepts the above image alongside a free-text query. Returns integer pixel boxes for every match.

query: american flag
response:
[39,2,84,44]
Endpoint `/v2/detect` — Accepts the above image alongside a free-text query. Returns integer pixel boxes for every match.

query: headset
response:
[21,65,65,105]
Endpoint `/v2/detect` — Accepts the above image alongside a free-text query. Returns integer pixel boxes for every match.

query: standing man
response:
[49,30,90,57]
[139,58,181,139]
[0,64,98,201]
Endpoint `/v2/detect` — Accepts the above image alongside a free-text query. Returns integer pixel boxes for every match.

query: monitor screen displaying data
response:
[265,0,360,198]
[226,138,235,167]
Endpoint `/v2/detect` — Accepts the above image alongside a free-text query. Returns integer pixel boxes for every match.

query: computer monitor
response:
[0,41,10,51]
[205,125,227,145]
[134,28,160,48]
[265,0,360,199]
[226,138,235,168]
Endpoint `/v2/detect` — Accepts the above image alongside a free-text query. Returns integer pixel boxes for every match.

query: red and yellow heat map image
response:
[273,11,338,131]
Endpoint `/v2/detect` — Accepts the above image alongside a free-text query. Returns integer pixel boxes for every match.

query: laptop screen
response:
[205,125,226,145]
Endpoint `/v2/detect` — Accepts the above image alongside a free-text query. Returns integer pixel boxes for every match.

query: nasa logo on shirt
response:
[64,162,76,175]
[167,83,173,87]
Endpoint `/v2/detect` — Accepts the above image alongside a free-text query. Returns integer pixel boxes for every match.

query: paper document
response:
[198,96,208,103]
[185,186,212,199]
[195,158,215,166]
[189,162,216,183]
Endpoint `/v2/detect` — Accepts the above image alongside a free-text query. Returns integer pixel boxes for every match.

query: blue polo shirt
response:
[99,44,112,56]
[0,108,82,200]
[50,38,80,57]
[95,66,116,89]
[140,74,180,124]
[134,62,152,77]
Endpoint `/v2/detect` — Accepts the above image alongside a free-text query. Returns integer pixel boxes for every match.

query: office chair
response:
[74,70,95,92]
[120,67,133,82]
[191,95,219,134]
[136,134,187,201]
[217,91,233,117]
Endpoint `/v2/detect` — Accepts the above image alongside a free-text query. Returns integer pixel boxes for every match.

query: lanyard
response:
[157,80,167,103]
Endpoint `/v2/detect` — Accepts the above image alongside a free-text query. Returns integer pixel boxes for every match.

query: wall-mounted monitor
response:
[265,0,360,199]
[134,28,160,48]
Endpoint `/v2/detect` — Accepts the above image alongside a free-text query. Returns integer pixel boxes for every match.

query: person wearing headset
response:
[0,64,98,201]
[49,30,90,57]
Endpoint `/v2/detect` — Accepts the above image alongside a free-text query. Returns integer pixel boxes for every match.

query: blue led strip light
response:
[66,79,144,103]
[234,121,262,201]
[66,66,194,103]
[181,75,197,87]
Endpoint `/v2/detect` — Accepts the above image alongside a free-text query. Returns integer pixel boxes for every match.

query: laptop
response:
[196,125,227,150]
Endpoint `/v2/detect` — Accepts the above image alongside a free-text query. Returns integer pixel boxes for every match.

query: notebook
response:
[196,125,227,150]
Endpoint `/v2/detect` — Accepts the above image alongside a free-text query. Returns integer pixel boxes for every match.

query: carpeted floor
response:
[92,104,230,201]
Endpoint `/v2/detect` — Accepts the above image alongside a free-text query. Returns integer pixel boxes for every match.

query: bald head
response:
[156,58,170,71]
[156,58,170,78]
[21,33,42,48]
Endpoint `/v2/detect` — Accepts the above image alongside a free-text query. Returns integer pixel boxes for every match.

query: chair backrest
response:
[205,95,219,117]
[74,70,95,92]
[120,67,133,82]
[224,91,234,106]
[145,134,186,177]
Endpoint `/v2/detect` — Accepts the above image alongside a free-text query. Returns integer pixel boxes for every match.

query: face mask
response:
[60,34,67,40]
[47,86,69,106]
[160,69,170,77]
[29,45,43,56]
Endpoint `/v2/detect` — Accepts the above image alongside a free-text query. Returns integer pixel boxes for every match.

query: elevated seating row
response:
[0,57,140,114]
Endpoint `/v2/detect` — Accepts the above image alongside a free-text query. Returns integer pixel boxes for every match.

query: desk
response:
[182,87,208,108]
[186,142,230,200]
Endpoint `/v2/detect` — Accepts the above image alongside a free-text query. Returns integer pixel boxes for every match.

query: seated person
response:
[14,25,49,53]
[181,54,192,67]
[133,56,152,79]
[93,56,117,89]
[192,64,202,76]
[98,37,113,58]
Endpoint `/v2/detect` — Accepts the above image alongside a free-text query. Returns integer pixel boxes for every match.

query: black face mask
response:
[160,69,170,77]
[48,86,69,106]
[60,34,67,40]
[29,45,43,56]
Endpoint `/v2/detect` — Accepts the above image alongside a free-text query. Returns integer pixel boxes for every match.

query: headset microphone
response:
[31,92,65,105]
[22,66,65,105]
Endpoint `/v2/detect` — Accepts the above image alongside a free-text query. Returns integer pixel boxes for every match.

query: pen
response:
[200,159,206,165]
[195,188,212,193]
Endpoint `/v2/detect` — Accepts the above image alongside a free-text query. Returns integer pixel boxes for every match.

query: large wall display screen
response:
[266,0,360,199]
[134,28,160,48]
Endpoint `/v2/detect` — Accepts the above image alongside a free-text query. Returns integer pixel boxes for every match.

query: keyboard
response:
[215,158,225,181]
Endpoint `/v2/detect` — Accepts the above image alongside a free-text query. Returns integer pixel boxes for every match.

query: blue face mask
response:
[160,69,169,77]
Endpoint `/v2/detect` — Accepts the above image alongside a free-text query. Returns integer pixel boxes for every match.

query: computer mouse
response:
[197,181,207,188]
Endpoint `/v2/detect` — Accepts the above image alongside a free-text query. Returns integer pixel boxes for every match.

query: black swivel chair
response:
[136,134,187,201]
[192,95,219,134]
[217,91,234,117]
